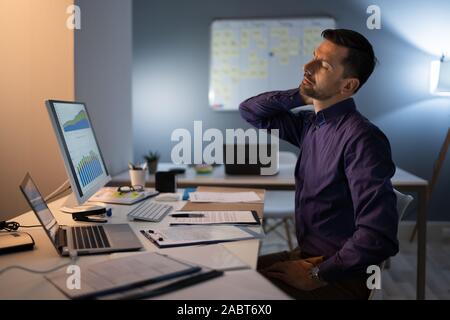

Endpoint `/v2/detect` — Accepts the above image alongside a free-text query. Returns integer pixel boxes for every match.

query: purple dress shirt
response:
[239,89,399,282]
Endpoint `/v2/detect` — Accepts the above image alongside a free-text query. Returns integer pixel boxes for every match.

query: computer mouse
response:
[154,193,181,202]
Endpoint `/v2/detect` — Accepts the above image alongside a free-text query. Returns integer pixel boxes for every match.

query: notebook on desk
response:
[46,252,221,299]
[89,187,158,205]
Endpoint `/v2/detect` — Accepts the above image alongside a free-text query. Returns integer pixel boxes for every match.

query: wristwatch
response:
[309,266,323,282]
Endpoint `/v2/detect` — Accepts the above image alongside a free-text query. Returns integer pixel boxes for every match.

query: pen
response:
[170,213,205,218]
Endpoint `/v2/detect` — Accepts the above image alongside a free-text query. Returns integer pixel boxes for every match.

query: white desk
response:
[0,195,289,300]
[113,164,429,300]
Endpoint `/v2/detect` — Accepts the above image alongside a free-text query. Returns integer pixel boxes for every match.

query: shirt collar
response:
[314,98,356,127]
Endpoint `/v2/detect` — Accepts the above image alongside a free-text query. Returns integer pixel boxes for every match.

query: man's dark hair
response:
[321,29,377,93]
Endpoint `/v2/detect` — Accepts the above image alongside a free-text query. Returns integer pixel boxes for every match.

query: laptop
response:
[19,173,143,256]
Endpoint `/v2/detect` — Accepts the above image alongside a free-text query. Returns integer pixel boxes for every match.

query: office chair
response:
[369,189,414,300]
[263,151,297,250]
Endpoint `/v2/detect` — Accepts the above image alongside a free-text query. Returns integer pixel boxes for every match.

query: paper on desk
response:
[188,191,261,203]
[162,244,250,271]
[170,211,259,225]
[45,252,198,299]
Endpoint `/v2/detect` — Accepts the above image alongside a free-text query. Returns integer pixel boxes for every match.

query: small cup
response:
[155,171,177,193]
[129,169,146,187]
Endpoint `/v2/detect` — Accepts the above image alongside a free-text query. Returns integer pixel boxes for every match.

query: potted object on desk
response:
[144,150,160,174]
[194,163,213,174]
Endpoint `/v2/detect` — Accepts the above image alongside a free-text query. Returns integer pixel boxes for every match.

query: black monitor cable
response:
[0,221,41,231]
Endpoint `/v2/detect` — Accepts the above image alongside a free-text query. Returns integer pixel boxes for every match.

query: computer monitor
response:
[45,100,111,206]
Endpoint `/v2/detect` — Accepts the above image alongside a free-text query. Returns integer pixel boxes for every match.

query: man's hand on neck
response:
[300,93,314,106]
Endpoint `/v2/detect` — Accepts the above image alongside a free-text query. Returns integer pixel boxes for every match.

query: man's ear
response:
[342,78,360,94]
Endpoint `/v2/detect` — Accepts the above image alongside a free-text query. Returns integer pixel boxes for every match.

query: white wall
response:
[75,0,133,176]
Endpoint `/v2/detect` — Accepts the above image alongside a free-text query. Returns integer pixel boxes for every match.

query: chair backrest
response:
[394,189,414,221]
[368,189,414,300]
[279,151,297,165]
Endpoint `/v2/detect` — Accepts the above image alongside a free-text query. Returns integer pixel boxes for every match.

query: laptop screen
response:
[20,173,59,245]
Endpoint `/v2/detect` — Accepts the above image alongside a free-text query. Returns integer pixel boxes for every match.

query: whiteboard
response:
[209,17,336,111]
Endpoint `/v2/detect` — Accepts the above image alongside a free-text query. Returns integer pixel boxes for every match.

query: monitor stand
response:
[60,193,105,214]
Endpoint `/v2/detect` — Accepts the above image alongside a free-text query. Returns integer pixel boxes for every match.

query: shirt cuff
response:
[316,255,341,283]
[269,88,304,110]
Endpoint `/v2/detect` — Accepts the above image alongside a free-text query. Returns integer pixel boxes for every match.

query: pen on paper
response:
[170,213,205,218]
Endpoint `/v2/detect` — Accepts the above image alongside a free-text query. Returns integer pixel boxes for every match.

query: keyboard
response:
[72,225,111,249]
[127,201,173,222]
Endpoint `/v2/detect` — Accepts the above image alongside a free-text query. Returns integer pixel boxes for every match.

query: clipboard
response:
[140,225,262,248]
[180,186,265,218]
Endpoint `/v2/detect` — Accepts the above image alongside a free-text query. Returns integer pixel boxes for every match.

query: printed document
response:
[170,211,259,225]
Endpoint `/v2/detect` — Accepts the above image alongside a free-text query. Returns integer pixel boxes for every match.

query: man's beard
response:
[300,83,333,101]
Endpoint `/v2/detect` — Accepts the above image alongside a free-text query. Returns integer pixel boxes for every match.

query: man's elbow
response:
[381,238,399,261]
[238,101,251,122]
[389,240,399,257]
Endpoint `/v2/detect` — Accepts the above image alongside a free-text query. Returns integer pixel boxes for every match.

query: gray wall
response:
[133,0,450,220]
[75,0,133,175]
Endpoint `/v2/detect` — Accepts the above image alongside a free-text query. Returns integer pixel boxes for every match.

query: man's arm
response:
[317,127,400,282]
[239,88,311,147]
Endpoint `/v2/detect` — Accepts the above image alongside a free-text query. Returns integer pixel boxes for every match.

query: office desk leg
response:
[417,186,427,300]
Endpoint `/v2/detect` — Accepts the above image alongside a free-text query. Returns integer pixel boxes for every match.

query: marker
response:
[170,213,205,218]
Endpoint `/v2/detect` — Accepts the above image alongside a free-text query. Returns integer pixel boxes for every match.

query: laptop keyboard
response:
[127,201,172,222]
[72,225,111,249]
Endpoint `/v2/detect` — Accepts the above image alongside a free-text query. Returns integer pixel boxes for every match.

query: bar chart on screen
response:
[76,151,104,187]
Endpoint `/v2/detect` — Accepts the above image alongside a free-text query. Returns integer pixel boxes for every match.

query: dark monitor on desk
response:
[45,100,111,205]
[223,144,278,175]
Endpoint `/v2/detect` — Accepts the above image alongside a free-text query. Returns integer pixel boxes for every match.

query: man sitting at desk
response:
[239,29,399,299]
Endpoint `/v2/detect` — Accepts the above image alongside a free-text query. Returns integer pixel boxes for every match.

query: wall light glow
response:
[430,60,450,96]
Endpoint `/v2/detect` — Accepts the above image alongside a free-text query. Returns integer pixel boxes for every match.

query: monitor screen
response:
[45,100,110,204]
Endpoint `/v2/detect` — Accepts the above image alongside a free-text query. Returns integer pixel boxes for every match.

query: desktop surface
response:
[0,193,288,300]
[111,163,427,189]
